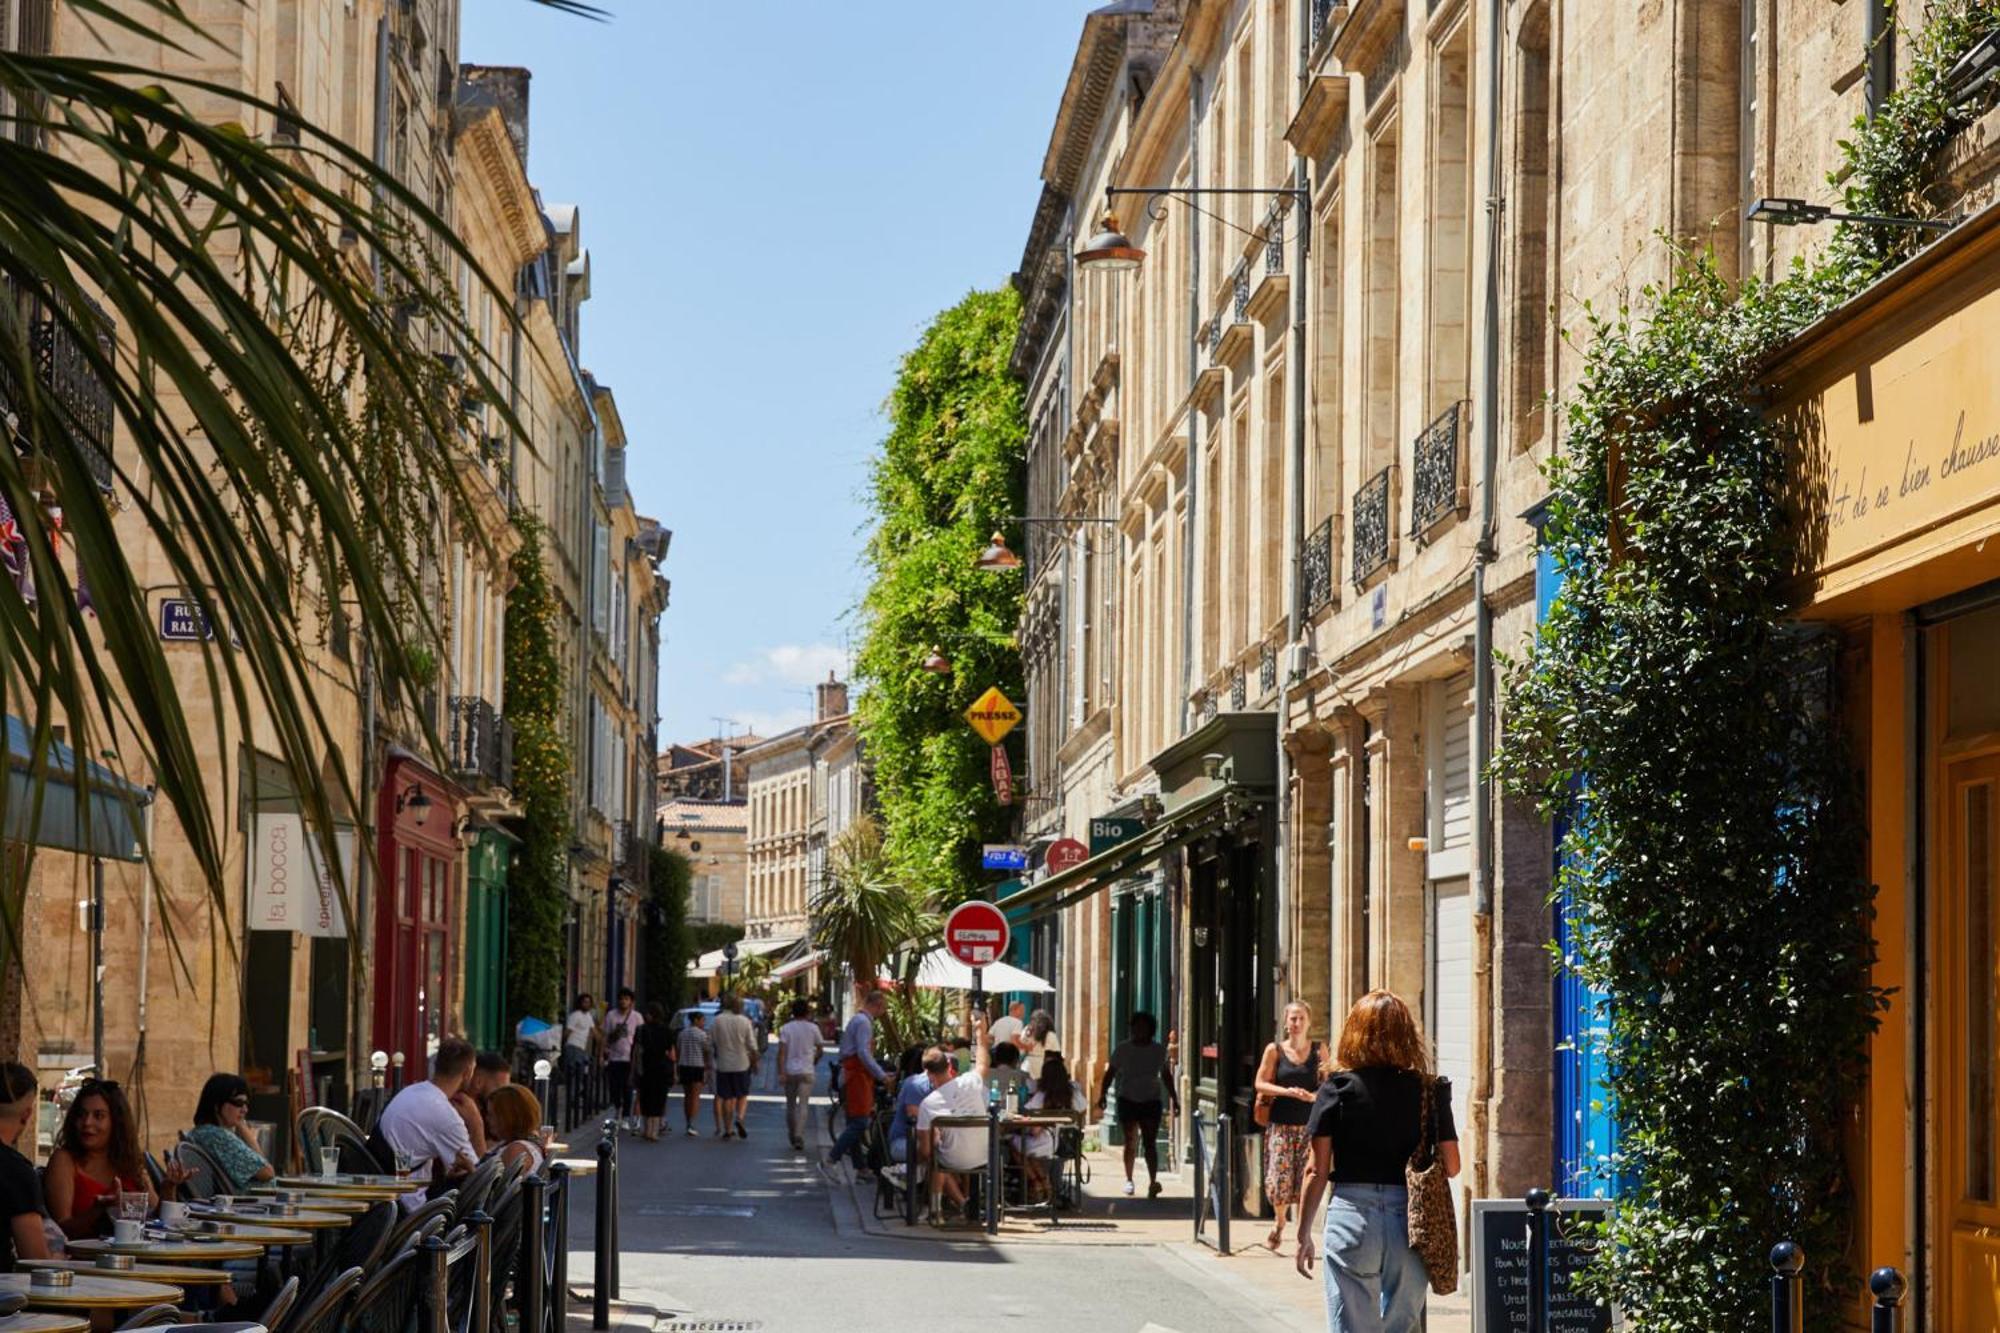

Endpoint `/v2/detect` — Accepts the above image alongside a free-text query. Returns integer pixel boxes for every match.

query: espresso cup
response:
[157,1200,189,1229]
[111,1217,145,1244]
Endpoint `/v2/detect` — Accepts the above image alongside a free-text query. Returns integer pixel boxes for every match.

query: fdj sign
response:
[981,844,1029,872]
[159,597,215,642]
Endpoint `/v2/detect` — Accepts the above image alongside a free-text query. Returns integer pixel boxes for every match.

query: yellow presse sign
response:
[964,686,1021,745]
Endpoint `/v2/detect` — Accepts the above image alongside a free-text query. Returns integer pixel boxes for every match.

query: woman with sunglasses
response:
[46,1078,171,1238]
[187,1074,275,1193]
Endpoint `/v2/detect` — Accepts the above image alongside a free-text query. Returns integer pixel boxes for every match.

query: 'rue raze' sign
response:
[159,597,214,642]
[1469,1198,1617,1333]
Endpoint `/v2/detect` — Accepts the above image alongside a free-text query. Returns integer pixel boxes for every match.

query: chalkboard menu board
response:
[1470,1199,1618,1332]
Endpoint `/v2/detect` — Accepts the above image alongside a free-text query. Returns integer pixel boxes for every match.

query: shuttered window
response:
[1427,673,1473,879]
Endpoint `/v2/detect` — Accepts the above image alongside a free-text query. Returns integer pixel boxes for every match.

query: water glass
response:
[318,1146,340,1180]
[393,1147,415,1179]
[116,1188,149,1223]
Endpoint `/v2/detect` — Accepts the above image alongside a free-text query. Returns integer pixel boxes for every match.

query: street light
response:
[1076,185,1310,275]
[921,648,952,675]
[1075,213,1144,272]
[976,533,1022,571]
[395,783,432,826]
[1744,196,1954,233]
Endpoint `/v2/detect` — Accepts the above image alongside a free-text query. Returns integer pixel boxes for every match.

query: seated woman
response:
[46,1079,165,1239]
[186,1075,275,1194]
[0,1061,53,1270]
[1017,1055,1085,1200]
[484,1084,547,1176]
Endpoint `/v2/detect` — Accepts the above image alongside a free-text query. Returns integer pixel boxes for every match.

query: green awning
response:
[1001,785,1251,926]
[4,715,149,861]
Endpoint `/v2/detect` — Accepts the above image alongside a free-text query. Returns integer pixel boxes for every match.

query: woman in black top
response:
[1294,990,1460,1332]
[0,1061,50,1271]
[635,1003,675,1142]
[1255,1001,1322,1252]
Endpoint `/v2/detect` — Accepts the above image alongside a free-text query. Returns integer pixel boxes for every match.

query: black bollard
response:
[1524,1189,1553,1333]
[1191,1109,1206,1243]
[467,1210,493,1333]
[549,1163,571,1332]
[1216,1113,1232,1257]
[986,1092,1002,1236]
[420,1232,449,1333]
[1770,1242,1804,1333]
[520,1174,547,1333]
[594,1131,613,1329]
[1869,1267,1906,1333]
[608,1117,622,1298]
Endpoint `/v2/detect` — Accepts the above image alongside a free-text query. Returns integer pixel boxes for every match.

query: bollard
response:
[986,1087,1002,1236]
[1215,1113,1232,1257]
[1191,1109,1207,1243]
[608,1116,622,1298]
[467,1210,492,1333]
[1524,1189,1552,1333]
[519,1174,547,1333]
[593,1132,613,1329]
[1869,1266,1906,1333]
[549,1162,571,1332]
[1769,1242,1805,1333]
[420,1232,449,1333]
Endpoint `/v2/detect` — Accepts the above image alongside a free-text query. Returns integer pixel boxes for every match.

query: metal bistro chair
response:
[430,1220,491,1333]
[114,1307,183,1330]
[385,1193,459,1257]
[450,1154,505,1224]
[346,1244,424,1333]
[481,1179,526,1333]
[248,1273,300,1332]
[277,1264,364,1333]
[300,1107,389,1175]
[172,1137,228,1202]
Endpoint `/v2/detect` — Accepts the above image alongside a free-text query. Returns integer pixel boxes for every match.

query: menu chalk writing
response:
[1470,1198,1617,1333]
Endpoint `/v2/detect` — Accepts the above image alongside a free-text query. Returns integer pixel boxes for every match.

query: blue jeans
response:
[1322,1183,1427,1332]
[829,1111,870,1168]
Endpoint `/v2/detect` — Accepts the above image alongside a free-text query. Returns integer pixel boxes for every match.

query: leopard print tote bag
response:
[1404,1073,1459,1295]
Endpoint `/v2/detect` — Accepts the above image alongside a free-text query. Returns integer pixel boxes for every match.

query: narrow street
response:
[567,1052,1323,1333]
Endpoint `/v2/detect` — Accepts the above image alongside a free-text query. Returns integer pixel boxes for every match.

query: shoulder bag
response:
[1405,1073,1459,1294]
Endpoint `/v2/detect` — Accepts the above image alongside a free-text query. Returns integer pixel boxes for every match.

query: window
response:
[1364,115,1400,472]
[1426,21,1472,415]
[591,518,610,635]
[1512,3,1553,450]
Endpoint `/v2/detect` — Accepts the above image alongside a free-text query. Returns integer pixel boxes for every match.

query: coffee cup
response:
[111,1217,144,1244]
[157,1200,189,1229]
[210,1194,234,1211]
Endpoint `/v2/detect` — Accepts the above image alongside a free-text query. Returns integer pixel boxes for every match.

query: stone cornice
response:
[457,108,544,270]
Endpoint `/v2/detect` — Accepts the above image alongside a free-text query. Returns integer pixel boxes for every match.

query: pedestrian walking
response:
[561,993,596,1100]
[777,999,825,1151]
[710,993,760,1140]
[1096,1011,1176,1198]
[601,988,642,1131]
[635,1002,674,1142]
[989,1000,1026,1049]
[1255,1000,1321,1252]
[1294,989,1460,1332]
[1019,1008,1062,1080]
[676,1011,713,1137]
[823,990,891,1181]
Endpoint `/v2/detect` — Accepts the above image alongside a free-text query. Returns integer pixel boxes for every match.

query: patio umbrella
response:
[882,948,1053,993]
[3,714,149,861]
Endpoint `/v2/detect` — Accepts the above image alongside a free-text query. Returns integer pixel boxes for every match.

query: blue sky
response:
[461,3,1101,744]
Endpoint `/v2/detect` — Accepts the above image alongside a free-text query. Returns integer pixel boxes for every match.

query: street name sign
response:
[943,900,1010,968]
[159,597,214,642]
[981,844,1029,872]
[1045,838,1088,874]
[964,686,1022,745]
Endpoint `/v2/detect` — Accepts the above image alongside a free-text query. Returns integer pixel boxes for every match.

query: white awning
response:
[880,949,1052,993]
[691,935,799,975]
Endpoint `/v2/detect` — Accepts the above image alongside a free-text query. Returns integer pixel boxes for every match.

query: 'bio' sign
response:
[943,900,1011,968]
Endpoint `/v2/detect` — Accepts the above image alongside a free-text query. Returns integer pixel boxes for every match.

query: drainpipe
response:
[1864,0,1894,118]
[1471,0,1506,1206]
[1179,72,1203,739]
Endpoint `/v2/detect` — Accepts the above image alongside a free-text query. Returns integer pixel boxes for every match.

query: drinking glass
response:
[318,1146,340,1180]
[393,1147,415,1179]
[116,1189,149,1223]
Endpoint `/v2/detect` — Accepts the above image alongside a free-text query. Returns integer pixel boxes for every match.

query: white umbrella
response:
[881,948,1053,993]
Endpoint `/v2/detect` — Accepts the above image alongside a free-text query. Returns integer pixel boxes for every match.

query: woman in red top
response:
[46,1079,165,1238]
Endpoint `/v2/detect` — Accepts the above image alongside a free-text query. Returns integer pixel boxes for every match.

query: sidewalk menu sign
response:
[1470,1198,1617,1332]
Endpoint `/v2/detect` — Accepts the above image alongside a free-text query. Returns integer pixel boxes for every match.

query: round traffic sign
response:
[943,900,1011,968]
[1045,838,1088,874]
[722,941,739,962]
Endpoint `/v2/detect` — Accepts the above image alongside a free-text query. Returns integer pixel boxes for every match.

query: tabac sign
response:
[964,686,1022,745]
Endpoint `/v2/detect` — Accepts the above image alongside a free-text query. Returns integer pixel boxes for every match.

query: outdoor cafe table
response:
[0,1313,90,1333]
[241,1189,370,1215]
[0,1271,184,1313]
[20,1258,231,1287]
[924,1113,1082,1232]
[272,1173,423,1198]
[193,1204,351,1232]
[67,1236,264,1263]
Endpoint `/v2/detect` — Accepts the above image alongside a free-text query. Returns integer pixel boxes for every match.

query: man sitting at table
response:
[452,1052,511,1156]
[889,1047,953,1166]
[916,1015,991,1216]
[378,1037,479,1208]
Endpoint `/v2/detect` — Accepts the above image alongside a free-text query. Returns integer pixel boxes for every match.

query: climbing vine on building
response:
[503,517,572,1029]
[853,287,1027,908]
[643,845,694,1013]
[1497,5,1998,1326]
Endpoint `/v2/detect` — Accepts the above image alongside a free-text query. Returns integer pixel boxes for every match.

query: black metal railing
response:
[1302,516,1335,615]
[1230,668,1246,711]
[1310,0,1341,49]
[1264,202,1287,274]
[1231,262,1250,323]
[1411,400,1467,535]
[1259,644,1278,696]
[1352,465,1394,585]
[448,695,515,788]
[0,283,117,491]
[1206,316,1222,362]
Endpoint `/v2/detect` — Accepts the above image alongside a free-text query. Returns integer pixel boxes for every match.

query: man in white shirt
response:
[561,994,596,1089]
[378,1037,479,1211]
[989,1001,1025,1049]
[708,993,760,1141]
[917,1013,991,1213]
[776,999,825,1151]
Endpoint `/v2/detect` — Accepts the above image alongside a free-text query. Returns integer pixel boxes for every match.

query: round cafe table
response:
[0,1314,91,1333]
[68,1235,264,1263]
[242,1189,371,1215]
[20,1258,231,1287]
[273,1173,423,1196]
[173,1222,314,1248]
[194,1204,351,1232]
[0,1271,184,1312]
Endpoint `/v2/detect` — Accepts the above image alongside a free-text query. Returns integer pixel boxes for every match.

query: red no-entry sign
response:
[943,900,1011,968]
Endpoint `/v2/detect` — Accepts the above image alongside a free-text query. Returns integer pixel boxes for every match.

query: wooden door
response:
[1944,750,2000,1332]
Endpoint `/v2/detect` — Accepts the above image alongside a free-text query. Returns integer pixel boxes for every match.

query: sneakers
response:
[685,1126,697,1138]
[1122,1180,1135,1197]
[1148,1180,1163,1199]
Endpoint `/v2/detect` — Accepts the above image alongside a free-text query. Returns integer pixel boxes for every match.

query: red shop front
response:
[373,755,459,1080]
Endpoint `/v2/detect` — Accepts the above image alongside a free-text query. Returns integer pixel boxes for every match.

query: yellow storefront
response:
[1773,202,2000,1329]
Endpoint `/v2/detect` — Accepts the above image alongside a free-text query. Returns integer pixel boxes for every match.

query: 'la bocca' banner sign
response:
[249,813,355,938]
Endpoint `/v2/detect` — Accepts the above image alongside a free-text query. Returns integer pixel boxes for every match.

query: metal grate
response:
[1410,400,1467,536]
[1352,465,1395,586]
[1301,516,1335,616]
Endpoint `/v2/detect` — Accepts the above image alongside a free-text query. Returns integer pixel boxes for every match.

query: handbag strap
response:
[1411,1071,1437,1167]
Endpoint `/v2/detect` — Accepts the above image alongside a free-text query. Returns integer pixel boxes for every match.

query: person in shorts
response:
[675,1011,712,1137]
[709,993,760,1140]
[1097,1011,1177,1198]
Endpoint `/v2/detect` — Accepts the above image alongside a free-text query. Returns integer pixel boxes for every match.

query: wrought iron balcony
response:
[1310,0,1343,49]
[448,695,515,789]
[0,284,117,491]
[1352,465,1396,586]
[1259,644,1278,697]
[1230,668,1247,711]
[1264,203,1287,275]
[1232,262,1250,323]
[1410,400,1468,537]
[1301,516,1335,615]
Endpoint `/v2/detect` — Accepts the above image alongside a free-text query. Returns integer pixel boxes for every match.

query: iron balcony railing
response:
[1310,0,1341,48]
[448,695,516,789]
[1410,400,1468,536]
[0,282,117,492]
[1352,465,1395,585]
[1301,515,1335,615]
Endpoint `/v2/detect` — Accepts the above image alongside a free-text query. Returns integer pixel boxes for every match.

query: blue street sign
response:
[159,597,214,642]
[981,844,1029,871]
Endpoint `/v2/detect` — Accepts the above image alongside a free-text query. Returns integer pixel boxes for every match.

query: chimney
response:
[815,672,849,723]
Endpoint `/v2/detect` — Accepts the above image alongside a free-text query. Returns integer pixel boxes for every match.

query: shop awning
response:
[770,948,826,983]
[998,784,1256,926]
[688,934,801,980]
[4,715,149,861]
[880,950,1053,993]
